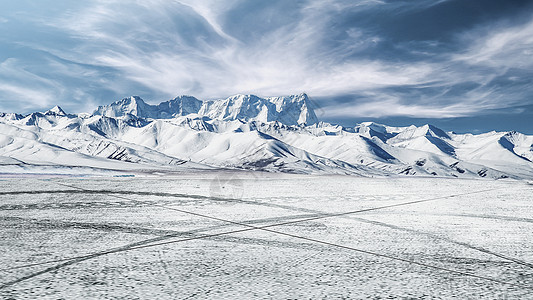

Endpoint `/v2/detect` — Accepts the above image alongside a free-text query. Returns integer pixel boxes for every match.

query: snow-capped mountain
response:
[1,93,532,179]
[93,93,318,126]
[93,95,203,119]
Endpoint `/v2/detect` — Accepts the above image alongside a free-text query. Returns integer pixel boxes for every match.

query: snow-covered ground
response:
[0,174,532,298]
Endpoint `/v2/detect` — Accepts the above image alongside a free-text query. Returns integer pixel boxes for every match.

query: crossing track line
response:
[2,180,531,290]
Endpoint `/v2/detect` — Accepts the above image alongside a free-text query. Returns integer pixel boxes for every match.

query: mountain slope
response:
[0,93,532,178]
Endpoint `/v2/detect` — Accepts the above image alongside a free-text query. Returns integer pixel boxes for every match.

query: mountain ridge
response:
[1,93,532,179]
[93,93,318,126]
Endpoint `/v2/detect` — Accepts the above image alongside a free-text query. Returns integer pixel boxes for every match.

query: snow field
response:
[0,175,532,298]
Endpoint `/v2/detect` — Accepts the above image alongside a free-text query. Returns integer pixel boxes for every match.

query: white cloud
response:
[0,83,56,111]
[4,0,532,119]
[0,59,58,111]
[177,0,241,42]
[38,0,435,102]
[454,19,533,69]
[324,95,504,119]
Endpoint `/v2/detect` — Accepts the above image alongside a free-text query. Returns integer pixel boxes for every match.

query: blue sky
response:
[0,0,532,133]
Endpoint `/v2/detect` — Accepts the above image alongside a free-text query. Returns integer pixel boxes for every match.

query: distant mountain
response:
[1,93,532,178]
[94,93,318,126]
[44,105,67,116]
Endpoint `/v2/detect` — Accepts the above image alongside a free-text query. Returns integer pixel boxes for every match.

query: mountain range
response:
[1,93,532,179]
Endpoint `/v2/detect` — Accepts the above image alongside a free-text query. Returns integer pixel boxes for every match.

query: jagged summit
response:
[157,95,203,118]
[93,96,154,118]
[45,105,67,116]
[92,93,318,126]
[199,93,317,126]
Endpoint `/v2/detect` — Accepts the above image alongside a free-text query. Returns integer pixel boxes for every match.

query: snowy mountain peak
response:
[115,96,146,108]
[355,122,396,142]
[45,105,67,116]
[499,131,533,162]
[156,95,203,118]
[0,112,24,121]
[93,96,153,118]
[424,124,451,139]
[91,93,318,126]
[266,93,318,126]
[199,94,273,124]
[199,93,319,126]
[391,124,450,141]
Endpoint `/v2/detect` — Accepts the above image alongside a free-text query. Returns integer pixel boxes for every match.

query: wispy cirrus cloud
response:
[0,59,58,111]
[0,0,532,129]
[454,18,533,69]
[40,0,415,100]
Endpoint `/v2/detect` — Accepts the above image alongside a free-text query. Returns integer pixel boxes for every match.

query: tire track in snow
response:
[347,217,533,269]
[0,215,325,290]
[3,187,531,272]
[424,212,533,224]
[2,183,530,290]
[0,189,325,212]
[0,213,325,271]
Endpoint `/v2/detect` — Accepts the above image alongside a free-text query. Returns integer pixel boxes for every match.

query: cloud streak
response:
[0,0,531,125]
[0,59,59,111]
[42,1,438,98]
[454,18,533,69]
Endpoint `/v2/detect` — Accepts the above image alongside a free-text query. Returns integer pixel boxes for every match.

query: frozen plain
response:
[0,173,532,299]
